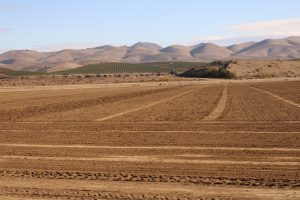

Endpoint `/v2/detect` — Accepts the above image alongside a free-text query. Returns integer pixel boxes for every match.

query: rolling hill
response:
[1,36,300,72]
[191,43,232,60]
[231,37,300,59]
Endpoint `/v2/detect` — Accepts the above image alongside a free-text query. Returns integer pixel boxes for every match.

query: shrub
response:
[179,67,235,79]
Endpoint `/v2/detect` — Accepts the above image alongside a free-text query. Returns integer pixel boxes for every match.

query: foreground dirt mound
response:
[228,59,300,78]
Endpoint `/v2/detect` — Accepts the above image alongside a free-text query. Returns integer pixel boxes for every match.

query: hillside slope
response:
[228,59,300,78]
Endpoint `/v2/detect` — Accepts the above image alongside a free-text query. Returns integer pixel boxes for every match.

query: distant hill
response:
[191,43,232,60]
[1,36,300,72]
[123,42,162,63]
[232,37,300,59]
[227,42,256,53]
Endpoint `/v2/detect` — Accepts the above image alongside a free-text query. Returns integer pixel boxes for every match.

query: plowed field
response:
[0,81,299,200]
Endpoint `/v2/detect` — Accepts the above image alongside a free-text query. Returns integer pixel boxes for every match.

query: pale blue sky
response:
[1,0,300,52]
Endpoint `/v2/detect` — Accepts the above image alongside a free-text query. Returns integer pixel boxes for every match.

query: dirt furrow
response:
[1,143,300,151]
[203,84,228,120]
[220,84,300,121]
[1,186,299,200]
[0,86,183,122]
[105,85,224,122]
[1,171,299,189]
[247,81,300,104]
[1,121,300,124]
[247,85,300,108]
[2,155,300,166]
[96,88,196,121]
[2,129,300,133]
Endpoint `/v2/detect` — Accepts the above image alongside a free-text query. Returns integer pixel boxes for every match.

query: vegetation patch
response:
[0,67,44,77]
[51,62,207,75]
[179,61,235,79]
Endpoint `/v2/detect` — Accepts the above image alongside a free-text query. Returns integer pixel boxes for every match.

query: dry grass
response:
[228,59,300,78]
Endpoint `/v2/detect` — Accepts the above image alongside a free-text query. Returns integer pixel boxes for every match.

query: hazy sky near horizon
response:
[1,0,300,52]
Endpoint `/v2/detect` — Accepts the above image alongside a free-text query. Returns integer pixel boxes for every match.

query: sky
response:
[1,0,300,52]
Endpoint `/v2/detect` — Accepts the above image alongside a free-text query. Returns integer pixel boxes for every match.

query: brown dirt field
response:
[0,80,300,199]
[0,85,190,122]
[106,85,223,122]
[0,129,299,147]
[220,84,300,121]
[248,81,300,104]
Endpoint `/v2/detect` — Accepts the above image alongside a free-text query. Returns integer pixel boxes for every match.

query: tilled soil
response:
[248,80,300,104]
[0,81,299,199]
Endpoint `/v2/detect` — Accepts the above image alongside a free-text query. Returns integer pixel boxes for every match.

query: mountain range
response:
[0,36,300,72]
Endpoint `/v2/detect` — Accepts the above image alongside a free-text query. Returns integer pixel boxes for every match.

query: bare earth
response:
[0,79,299,200]
[228,60,300,78]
